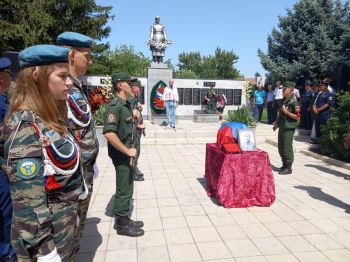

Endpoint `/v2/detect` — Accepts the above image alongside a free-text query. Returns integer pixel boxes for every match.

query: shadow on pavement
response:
[305,164,350,180]
[295,185,350,211]
[196,177,221,206]
[105,194,135,218]
[75,217,102,262]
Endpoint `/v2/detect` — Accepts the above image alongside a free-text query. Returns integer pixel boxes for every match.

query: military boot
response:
[279,168,292,175]
[129,218,144,228]
[115,216,144,237]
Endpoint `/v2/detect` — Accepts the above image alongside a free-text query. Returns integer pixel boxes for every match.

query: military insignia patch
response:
[16,159,41,180]
[108,113,116,123]
[328,96,333,100]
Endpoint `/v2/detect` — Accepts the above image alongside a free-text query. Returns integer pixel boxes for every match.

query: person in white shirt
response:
[163,79,179,128]
[273,80,284,122]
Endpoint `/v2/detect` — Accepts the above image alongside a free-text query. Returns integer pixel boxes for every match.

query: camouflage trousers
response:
[11,200,78,262]
[51,201,79,262]
[70,186,93,260]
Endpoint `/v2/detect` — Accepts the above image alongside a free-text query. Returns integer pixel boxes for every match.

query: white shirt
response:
[293,88,300,99]
[163,86,179,102]
[273,86,284,100]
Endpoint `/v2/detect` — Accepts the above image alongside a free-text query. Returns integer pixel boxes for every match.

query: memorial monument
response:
[147,16,173,123]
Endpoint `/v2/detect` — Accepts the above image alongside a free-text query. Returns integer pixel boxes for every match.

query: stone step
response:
[265,137,318,153]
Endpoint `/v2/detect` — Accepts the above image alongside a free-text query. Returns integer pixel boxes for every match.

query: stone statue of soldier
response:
[147,16,172,63]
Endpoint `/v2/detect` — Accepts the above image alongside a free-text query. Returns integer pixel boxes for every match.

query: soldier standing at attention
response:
[273,82,300,175]
[300,80,314,130]
[313,79,336,140]
[1,45,83,261]
[0,57,16,262]
[103,72,144,237]
[130,80,145,181]
[57,32,100,253]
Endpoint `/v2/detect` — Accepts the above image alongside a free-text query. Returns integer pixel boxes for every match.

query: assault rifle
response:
[129,114,137,169]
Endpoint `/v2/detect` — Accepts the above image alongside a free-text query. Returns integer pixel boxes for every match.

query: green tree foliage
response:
[320,92,350,161]
[177,47,240,79]
[258,0,350,82]
[88,45,151,77]
[0,0,113,54]
[175,69,197,79]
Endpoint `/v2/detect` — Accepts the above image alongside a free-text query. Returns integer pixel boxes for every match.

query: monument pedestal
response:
[147,63,173,121]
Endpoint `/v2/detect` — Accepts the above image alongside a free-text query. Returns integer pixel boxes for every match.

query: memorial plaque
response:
[200,88,209,105]
[178,88,184,105]
[218,89,226,96]
[204,81,216,87]
[226,89,234,105]
[234,89,242,105]
[184,88,193,105]
[193,88,201,105]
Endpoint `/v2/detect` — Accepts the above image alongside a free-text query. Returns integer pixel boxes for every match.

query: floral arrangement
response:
[89,86,110,114]
[150,80,167,114]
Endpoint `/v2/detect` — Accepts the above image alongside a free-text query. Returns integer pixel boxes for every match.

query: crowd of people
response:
[252,79,336,141]
[250,79,337,175]
[0,32,146,262]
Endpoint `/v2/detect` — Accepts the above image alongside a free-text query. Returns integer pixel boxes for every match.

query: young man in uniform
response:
[57,32,100,252]
[130,80,145,181]
[273,82,300,175]
[300,80,314,130]
[313,79,336,140]
[103,72,144,237]
[0,57,16,262]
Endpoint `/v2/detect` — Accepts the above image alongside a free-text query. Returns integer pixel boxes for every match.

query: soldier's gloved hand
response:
[93,163,99,179]
[37,248,61,262]
[127,148,137,158]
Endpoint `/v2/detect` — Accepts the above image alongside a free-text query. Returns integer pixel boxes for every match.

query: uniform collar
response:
[116,95,130,106]
[69,74,82,88]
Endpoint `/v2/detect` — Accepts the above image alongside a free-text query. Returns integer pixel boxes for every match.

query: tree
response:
[0,0,113,54]
[177,47,240,79]
[175,69,197,79]
[258,0,350,86]
[88,45,151,77]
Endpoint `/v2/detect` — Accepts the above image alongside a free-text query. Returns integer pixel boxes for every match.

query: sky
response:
[96,0,300,77]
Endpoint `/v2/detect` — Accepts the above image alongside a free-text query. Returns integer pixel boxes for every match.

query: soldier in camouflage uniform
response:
[103,72,144,237]
[57,32,99,254]
[129,80,145,181]
[1,45,83,261]
[273,82,301,175]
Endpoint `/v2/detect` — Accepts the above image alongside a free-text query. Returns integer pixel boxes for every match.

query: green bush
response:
[93,104,107,126]
[226,105,256,128]
[320,92,350,161]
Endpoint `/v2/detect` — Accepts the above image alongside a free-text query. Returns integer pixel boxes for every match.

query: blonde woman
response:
[1,45,84,262]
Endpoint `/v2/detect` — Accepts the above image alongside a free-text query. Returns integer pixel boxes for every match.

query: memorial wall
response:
[81,76,246,119]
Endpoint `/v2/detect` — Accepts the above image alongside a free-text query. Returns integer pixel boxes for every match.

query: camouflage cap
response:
[111,72,137,85]
[305,80,314,86]
[132,80,142,87]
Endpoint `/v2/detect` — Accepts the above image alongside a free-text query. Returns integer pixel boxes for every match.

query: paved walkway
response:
[76,122,350,262]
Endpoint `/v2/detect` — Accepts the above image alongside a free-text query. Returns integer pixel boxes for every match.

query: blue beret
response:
[57,32,93,48]
[0,57,11,71]
[19,45,70,68]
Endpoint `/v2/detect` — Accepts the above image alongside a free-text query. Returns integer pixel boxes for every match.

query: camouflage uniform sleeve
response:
[4,119,55,258]
[103,104,120,134]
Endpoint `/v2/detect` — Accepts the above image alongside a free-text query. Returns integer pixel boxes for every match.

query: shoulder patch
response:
[108,113,117,124]
[328,96,333,101]
[16,158,41,180]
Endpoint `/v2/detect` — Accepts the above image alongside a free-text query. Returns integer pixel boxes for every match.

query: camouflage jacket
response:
[67,75,99,185]
[1,110,83,260]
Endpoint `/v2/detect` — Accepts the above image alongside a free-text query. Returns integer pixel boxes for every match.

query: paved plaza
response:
[76,122,350,262]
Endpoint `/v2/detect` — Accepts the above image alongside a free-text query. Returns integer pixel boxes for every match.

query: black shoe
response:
[3,255,17,262]
[134,174,144,181]
[273,165,285,172]
[129,218,144,228]
[279,168,292,175]
[115,223,144,237]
